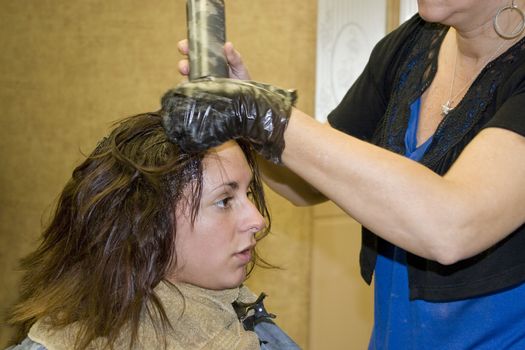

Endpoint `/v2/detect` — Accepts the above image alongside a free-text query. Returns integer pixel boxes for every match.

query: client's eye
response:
[216,196,233,209]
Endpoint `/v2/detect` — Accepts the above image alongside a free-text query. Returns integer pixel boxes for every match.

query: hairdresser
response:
[162,1,525,348]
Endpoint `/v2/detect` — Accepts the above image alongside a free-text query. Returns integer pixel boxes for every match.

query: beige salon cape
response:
[28,281,260,349]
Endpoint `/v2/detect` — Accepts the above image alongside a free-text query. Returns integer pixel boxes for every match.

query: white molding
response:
[399,0,418,24]
[315,0,387,122]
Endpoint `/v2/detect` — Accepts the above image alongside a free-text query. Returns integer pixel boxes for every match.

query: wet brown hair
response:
[8,112,271,349]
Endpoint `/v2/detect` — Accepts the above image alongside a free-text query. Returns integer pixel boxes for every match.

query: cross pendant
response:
[441,101,453,117]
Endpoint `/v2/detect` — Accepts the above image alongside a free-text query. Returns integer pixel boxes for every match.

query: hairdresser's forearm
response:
[257,155,327,206]
[281,109,486,264]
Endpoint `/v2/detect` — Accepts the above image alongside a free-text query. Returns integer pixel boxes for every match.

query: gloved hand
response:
[161,77,297,164]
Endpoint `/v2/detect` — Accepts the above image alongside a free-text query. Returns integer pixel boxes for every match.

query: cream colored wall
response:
[309,202,374,349]
[0,0,316,348]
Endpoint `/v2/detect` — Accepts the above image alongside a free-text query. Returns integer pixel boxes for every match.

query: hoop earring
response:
[493,0,525,39]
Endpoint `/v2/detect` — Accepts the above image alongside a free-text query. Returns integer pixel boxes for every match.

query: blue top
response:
[369,98,525,349]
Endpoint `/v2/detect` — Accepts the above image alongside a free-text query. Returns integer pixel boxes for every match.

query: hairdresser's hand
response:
[177,40,251,80]
[161,77,296,163]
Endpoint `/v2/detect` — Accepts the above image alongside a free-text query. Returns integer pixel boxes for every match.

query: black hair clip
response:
[232,292,276,332]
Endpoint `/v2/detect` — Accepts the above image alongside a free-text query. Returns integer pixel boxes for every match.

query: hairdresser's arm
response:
[282,108,525,265]
[162,76,525,264]
[256,156,327,206]
[169,48,525,264]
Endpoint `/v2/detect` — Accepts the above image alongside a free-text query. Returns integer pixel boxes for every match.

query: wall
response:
[309,202,374,349]
[0,0,316,347]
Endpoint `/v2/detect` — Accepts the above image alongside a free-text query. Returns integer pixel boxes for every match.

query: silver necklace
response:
[441,37,508,118]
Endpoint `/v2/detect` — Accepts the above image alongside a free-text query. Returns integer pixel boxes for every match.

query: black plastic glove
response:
[160,77,297,164]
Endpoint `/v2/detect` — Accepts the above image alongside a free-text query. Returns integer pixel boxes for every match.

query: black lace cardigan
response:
[328,14,525,301]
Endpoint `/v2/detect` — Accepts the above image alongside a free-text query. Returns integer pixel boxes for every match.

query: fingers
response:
[177,39,190,76]
[224,42,241,66]
[178,58,190,76]
[177,39,250,79]
[177,39,189,55]
[224,42,251,80]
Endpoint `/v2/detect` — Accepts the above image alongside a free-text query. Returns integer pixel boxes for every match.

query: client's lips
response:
[235,245,255,264]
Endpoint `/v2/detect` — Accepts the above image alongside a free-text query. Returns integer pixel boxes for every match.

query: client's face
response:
[170,141,266,290]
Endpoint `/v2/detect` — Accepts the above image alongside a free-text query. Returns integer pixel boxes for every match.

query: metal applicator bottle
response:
[186,0,229,80]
